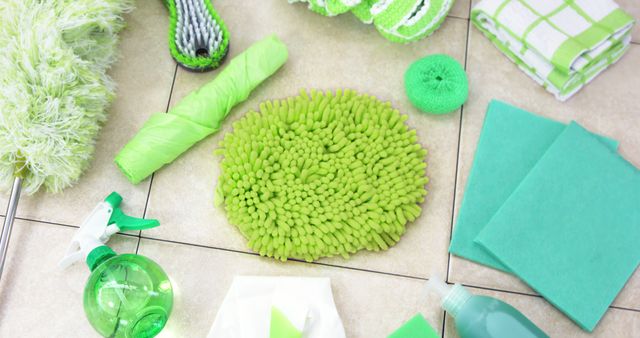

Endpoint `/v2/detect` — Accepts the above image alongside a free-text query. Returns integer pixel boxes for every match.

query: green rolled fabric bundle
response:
[115,35,288,184]
[216,89,429,262]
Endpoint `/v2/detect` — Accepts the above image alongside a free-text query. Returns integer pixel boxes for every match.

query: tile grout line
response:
[447,14,470,21]
[447,0,474,282]
[136,173,154,254]
[442,5,474,336]
[137,235,430,281]
[462,283,640,314]
[13,216,139,239]
[137,235,640,314]
[137,63,179,255]
[12,214,640,314]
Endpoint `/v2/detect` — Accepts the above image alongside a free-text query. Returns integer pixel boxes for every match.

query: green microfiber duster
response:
[0,0,132,278]
[216,89,429,262]
[404,54,468,115]
[163,0,230,71]
[288,0,455,43]
[115,35,288,184]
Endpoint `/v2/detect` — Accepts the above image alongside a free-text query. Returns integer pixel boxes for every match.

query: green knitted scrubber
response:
[288,0,454,43]
[288,0,356,16]
[163,0,230,72]
[404,54,468,115]
[307,0,330,16]
[372,0,455,43]
[216,89,429,262]
[351,0,375,23]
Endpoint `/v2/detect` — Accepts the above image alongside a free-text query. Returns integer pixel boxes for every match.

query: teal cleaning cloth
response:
[449,100,618,271]
[476,122,640,332]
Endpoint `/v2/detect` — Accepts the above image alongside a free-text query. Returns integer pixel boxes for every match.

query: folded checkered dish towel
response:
[472,0,635,101]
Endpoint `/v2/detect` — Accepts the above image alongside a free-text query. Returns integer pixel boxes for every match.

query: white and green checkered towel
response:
[472,0,635,101]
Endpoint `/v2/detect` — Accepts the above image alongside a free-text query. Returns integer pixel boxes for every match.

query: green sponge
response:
[388,314,439,338]
[216,89,429,262]
[404,54,468,115]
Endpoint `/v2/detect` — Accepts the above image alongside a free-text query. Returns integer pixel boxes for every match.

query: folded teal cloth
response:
[449,100,618,271]
[476,122,640,332]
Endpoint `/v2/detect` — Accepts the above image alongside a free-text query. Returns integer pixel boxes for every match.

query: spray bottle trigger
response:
[108,207,159,232]
[59,241,83,269]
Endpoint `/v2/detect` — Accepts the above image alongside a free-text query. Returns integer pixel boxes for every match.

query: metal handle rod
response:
[0,177,22,281]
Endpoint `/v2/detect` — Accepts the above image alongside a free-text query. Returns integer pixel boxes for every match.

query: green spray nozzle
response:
[59,192,161,270]
[104,192,159,231]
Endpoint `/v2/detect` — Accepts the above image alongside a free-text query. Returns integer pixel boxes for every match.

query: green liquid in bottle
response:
[83,254,173,338]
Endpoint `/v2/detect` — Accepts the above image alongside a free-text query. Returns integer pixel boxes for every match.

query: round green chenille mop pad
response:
[404,54,468,114]
[216,89,429,262]
[163,0,230,71]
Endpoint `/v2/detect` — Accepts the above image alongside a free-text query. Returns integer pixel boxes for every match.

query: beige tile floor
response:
[0,0,638,337]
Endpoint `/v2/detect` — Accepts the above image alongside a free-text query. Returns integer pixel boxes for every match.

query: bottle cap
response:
[86,245,116,271]
[425,277,472,318]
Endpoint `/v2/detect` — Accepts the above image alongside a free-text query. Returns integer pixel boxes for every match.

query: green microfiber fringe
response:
[216,89,429,262]
[0,0,133,193]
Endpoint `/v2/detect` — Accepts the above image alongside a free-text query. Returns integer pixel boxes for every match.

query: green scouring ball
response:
[216,89,429,262]
[405,54,468,115]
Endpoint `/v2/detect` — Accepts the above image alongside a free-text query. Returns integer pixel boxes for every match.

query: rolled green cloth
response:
[115,34,289,184]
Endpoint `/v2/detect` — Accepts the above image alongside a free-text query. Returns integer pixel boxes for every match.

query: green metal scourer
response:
[288,0,455,43]
[404,54,468,114]
[216,89,429,262]
[164,0,229,71]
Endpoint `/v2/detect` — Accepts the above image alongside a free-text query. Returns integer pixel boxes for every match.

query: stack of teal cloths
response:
[450,100,640,332]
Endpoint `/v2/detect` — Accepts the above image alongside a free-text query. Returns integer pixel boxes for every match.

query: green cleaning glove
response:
[114,35,288,184]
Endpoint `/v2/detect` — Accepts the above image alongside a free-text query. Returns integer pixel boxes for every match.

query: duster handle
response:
[0,177,22,282]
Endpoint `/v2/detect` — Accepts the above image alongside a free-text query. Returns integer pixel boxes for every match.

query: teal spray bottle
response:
[427,278,548,338]
[59,192,173,338]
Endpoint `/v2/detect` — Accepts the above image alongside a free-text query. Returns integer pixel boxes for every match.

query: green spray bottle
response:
[427,278,548,338]
[59,192,173,338]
